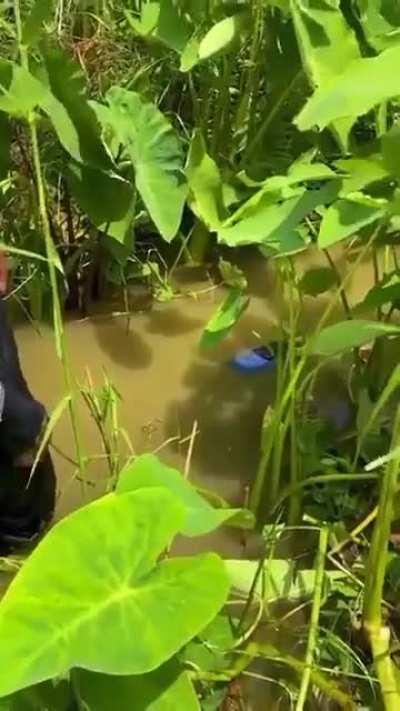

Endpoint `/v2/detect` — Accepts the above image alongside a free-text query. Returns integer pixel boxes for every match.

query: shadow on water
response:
[92,316,153,370]
[164,355,275,500]
[144,306,204,337]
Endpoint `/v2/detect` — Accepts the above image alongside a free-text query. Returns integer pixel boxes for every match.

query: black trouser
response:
[0,299,55,541]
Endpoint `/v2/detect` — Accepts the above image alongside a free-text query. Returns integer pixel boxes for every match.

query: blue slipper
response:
[230,346,277,373]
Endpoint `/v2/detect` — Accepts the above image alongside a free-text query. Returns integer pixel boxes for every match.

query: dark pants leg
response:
[0,299,56,542]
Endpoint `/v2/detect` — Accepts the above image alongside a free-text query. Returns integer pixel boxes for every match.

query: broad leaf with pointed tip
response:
[117,454,254,536]
[102,88,187,241]
[0,488,229,698]
[296,45,400,132]
[318,197,386,248]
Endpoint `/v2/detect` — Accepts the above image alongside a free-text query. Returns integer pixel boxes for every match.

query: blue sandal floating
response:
[230,346,277,373]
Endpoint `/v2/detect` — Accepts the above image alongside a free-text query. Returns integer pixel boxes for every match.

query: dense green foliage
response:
[1,0,400,708]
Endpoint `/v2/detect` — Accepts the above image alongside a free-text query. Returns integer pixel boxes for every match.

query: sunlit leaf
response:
[311,320,400,356]
[199,15,243,60]
[180,35,200,71]
[186,131,226,230]
[103,88,187,241]
[318,197,386,248]
[296,45,400,132]
[76,661,200,711]
[290,0,361,146]
[200,288,249,349]
[358,0,400,51]
[335,155,390,196]
[117,454,254,536]
[0,488,229,697]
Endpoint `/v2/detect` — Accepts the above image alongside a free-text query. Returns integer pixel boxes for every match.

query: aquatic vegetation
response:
[1,0,400,707]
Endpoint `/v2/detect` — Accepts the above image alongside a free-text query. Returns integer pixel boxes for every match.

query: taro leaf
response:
[104,88,187,241]
[186,131,226,230]
[0,113,10,180]
[355,271,400,312]
[66,163,135,247]
[311,320,400,356]
[296,45,400,132]
[382,125,400,179]
[318,198,386,248]
[0,488,229,698]
[226,559,346,602]
[299,267,337,297]
[200,288,249,349]
[199,15,242,60]
[41,46,113,171]
[22,0,53,46]
[117,454,254,536]
[334,155,390,196]
[76,660,200,711]
[290,0,361,147]
[218,183,339,249]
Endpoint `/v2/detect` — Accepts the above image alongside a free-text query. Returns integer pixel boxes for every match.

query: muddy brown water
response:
[8,249,388,707]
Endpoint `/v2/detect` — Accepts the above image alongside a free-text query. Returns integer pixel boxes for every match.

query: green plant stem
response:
[296,525,329,711]
[323,248,352,319]
[288,265,301,524]
[363,405,400,709]
[14,0,85,479]
[250,222,383,517]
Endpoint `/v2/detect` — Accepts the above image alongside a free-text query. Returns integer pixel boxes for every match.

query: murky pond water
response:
[14,248,383,544]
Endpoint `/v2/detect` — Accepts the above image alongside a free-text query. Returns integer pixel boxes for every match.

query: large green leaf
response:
[22,0,53,46]
[76,660,200,711]
[117,454,254,536]
[41,47,113,171]
[200,288,249,349]
[318,196,386,248]
[66,163,135,246]
[290,0,361,146]
[186,131,226,230]
[2,681,72,710]
[218,183,339,249]
[103,88,187,241]
[296,45,400,132]
[335,155,390,196]
[299,267,337,297]
[311,320,400,356]
[0,488,229,698]
[382,125,400,179]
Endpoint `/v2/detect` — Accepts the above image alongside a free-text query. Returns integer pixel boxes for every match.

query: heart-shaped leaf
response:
[102,88,187,241]
[117,454,254,536]
[0,488,229,698]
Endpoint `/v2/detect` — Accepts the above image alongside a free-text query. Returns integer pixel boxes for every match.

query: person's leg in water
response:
[0,255,56,545]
